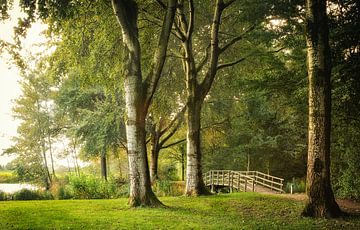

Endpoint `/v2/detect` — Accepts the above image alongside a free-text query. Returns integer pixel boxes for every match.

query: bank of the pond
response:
[0,193,359,229]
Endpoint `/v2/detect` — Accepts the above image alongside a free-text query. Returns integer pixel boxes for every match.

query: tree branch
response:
[187,0,194,39]
[199,0,224,100]
[161,139,186,149]
[160,105,186,136]
[195,43,211,73]
[143,0,177,113]
[219,24,256,54]
[217,57,246,70]
[224,0,237,8]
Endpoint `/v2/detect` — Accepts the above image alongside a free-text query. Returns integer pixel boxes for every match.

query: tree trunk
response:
[100,152,107,181]
[150,133,160,183]
[125,109,161,206]
[181,147,185,181]
[112,0,161,207]
[41,139,51,190]
[302,0,342,218]
[247,153,250,171]
[112,0,176,207]
[185,99,208,195]
[47,133,56,179]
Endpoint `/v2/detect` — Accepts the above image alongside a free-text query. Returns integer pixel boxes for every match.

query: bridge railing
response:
[203,170,284,193]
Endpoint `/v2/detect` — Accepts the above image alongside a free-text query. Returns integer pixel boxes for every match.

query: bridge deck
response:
[203,170,284,194]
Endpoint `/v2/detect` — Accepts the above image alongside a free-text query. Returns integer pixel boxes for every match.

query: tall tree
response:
[111,0,176,206]
[173,0,260,195]
[302,0,342,218]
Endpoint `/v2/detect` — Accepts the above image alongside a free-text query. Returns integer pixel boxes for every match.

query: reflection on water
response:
[0,183,38,193]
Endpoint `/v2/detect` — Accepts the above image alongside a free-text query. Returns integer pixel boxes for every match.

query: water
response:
[0,183,38,193]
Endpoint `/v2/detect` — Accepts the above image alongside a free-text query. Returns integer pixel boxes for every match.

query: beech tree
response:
[301,0,342,218]
[172,0,259,195]
[111,0,176,206]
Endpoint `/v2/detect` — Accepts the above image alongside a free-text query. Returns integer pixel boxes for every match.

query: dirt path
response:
[276,193,360,215]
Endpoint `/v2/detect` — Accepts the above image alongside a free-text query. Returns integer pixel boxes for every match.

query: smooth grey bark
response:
[301,0,342,218]
[112,0,176,207]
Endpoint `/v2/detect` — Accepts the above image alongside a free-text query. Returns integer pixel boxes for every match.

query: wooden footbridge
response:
[203,170,284,193]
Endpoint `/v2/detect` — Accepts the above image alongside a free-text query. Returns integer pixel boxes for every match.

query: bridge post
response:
[211,171,214,193]
[229,171,233,193]
[252,180,255,192]
[244,177,247,192]
[237,173,240,192]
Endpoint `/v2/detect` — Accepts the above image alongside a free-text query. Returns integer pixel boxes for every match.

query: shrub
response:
[57,185,75,200]
[66,174,126,199]
[285,178,305,193]
[153,180,184,197]
[12,189,53,200]
[0,190,8,201]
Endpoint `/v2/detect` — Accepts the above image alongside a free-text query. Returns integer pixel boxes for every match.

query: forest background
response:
[0,0,359,204]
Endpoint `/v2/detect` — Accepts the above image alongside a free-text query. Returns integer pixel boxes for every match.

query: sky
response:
[0,2,48,166]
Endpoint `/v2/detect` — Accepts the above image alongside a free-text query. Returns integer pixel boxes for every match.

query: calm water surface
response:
[0,183,38,193]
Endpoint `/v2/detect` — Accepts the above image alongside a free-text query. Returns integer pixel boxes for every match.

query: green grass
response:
[0,193,359,229]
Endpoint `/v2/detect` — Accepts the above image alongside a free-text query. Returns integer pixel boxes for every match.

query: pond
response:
[0,183,38,193]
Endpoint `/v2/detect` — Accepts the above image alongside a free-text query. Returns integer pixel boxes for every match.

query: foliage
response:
[0,193,359,229]
[62,174,126,199]
[152,180,184,197]
[12,189,53,201]
[0,191,8,201]
[284,179,306,194]
[0,171,18,183]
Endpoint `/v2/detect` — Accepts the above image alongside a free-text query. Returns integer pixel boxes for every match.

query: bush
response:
[64,174,127,199]
[153,180,184,197]
[159,164,178,181]
[0,190,8,201]
[285,178,305,193]
[57,185,75,200]
[12,189,53,200]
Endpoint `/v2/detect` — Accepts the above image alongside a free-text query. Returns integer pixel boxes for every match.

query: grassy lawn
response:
[0,192,359,229]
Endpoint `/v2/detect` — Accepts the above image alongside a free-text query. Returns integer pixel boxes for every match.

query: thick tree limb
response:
[199,0,224,100]
[143,0,177,113]
[111,0,139,51]
[187,0,194,39]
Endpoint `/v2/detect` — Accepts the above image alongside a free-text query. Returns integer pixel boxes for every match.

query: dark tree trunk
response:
[181,146,185,181]
[150,132,160,182]
[100,153,107,181]
[302,0,342,218]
